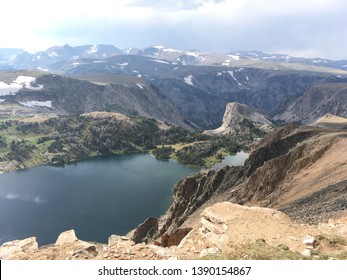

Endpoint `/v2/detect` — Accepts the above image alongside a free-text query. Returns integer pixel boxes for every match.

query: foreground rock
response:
[1,203,346,260]
[0,237,38,260]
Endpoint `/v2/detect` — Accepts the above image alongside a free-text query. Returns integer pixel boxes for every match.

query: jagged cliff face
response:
[151,70,343,128]
[134,125,347,242]
[0,73,189,128]
[204,102,273,135]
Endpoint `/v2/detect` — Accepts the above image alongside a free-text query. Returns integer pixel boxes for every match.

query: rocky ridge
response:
[310,113,347,129]
[134,125,347,244]
[1,203,346,260]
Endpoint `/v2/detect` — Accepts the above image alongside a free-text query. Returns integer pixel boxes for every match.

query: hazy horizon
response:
[0,0,346,60]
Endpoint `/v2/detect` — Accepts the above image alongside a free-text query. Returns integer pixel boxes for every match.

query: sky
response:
[0,0,346,59]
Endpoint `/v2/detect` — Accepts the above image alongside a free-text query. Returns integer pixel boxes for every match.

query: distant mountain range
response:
[1,44,347,129]
[1,44,347,71]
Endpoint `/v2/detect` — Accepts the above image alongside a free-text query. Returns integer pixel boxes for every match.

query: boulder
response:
[55,229,78,246]
[301,249,311,257]
[303,235,318,249]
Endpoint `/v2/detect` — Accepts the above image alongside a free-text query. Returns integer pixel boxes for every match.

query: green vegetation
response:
[0,114,254,172]
[201,240,305,260]
[201,238,347,260]
[6,140,34,162]
[0,136,6,149]
[317,233,347,247]
[153,146,174,160]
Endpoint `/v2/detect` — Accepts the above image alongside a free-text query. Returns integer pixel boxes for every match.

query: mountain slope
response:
[134,125,347,241]
[2,45,347,129]
[0,72,188,128]
[275,83,347,124]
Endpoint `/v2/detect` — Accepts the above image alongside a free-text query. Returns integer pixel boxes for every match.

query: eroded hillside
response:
[136,125,347,241]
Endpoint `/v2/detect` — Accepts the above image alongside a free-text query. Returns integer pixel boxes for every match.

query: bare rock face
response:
[0,237,38,260]
[131,217,158,244]
[204,102,273,135]
[160,228,192,247]
[275,83,347,125]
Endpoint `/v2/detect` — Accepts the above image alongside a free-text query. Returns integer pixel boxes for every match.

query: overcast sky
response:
[1,0,346,59]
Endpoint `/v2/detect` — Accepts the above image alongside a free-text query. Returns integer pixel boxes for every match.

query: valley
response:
[0,44,347,260]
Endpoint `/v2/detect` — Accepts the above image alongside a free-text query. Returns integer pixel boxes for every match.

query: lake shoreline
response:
[0,154,198,246]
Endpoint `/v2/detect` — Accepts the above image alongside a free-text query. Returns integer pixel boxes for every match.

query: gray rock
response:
[301,249,311,257]
[303,235,317,249]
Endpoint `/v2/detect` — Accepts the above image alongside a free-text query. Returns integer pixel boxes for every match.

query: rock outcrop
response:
[141,124,347,242]
[131,217,158,244]
[0,237,38,260]
[310,113,347,129]
[204,102,273,135]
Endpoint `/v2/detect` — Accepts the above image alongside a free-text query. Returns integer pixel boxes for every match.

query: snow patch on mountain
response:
[37,67,50,72]
[163,48,181,53]
[263,56,276,60]
[150,59,170,64]
[19,100,52,108]
[48,52,58,58]
[184,75,194,86]
[88,45,99,54]
[228,55,240,60]
[117,62,129,67]
[227,71,242,86]
[0,76,43,96]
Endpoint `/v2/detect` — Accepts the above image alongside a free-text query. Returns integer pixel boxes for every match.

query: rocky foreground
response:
[1,202,346,260]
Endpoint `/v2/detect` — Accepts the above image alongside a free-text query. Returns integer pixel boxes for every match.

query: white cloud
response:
[129,0,226,11]
[0,0,346,59]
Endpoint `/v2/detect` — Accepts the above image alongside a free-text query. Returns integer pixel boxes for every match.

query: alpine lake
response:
[0,152,248,245]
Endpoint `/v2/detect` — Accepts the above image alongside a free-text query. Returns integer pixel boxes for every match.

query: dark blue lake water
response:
[0,154,197,245]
